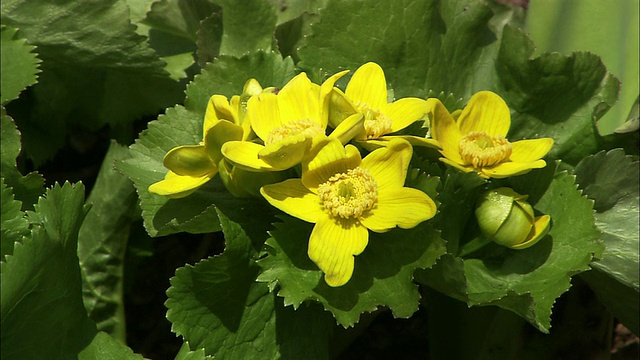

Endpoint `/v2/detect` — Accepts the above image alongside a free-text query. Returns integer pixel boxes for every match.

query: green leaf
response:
[2,0,184,164]
[1,179,30,259]
[174,342,214,360]
[143,0,219,41]
[0,109,44,209]
[213,0,277,57]
[526,0,639,135]
[417,166,604,333]
[119,51,295,237]
[1,182,141,360]
[298,0,500,99]
[574,149,640,334]
[0,26,41,105]
[78,142,138,342]
[257,216,446,327]
[166,209,333,358]
[495,25,620,165]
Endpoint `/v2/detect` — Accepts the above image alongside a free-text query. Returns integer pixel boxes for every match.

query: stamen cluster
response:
[317,167,378,218]
[458,131,512,168]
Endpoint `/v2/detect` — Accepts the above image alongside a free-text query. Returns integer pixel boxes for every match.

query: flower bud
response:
[475,187,550,249]
[218,159,290,198]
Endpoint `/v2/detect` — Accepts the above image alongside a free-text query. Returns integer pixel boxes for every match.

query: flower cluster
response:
[149,62,555,286]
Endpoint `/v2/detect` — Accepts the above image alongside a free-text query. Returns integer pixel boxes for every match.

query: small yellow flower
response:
[222,72,363,172]
[428,91,554,178]
[148,80,263,198]
[329,62,440,149]
[260,138,437,287]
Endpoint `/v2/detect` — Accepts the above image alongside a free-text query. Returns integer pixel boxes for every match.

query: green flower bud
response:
[218,159,290,198]
[475,187,550,249]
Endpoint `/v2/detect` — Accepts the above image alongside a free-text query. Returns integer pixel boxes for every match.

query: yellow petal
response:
[221,141,279,171]
[345,62,388,109]
[360,138,412,190]
[258,134,312,170]
[510,138,554,162]
[302,139,361,191]
[204,119,244,163]
[377,135,441,149]
[360,187,436,232]
[321,70,350,126]
[510,215,551,250]
[278,73,321,124]
[439,157,478,175]
[308,216,369,287]
[163,145,215,176]
[260,179,324,223]
[247,93,282,142]
[328,87,358,128]
[457,91,510,137]
[385,97,429,133]
[328,113,364,145]
[148,170,216,198]
[204,95,233,132]
[480,160,547,178]
[426,98,464,164]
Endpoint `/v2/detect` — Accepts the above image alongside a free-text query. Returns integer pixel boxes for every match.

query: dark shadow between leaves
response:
[478,234,553,275]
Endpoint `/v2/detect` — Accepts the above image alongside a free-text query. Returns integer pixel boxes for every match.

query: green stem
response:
[457,235,492,258]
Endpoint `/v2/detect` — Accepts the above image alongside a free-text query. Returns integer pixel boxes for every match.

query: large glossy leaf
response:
[0,179,29,260]
[575,149,639,334]
[0,26,41,105]
[1,182,141,360]
[1,0,184,164]
[495,25,620,165]
[78,142,138,341]
[257,216,446,327]
[166,210,333,359]
[526,0,639,135]
[416,166,604,333]
[119,51,295,237]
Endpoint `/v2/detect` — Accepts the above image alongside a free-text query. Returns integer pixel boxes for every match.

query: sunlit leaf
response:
[575,149,639,334]
[0,26,41,105]
[257,216,446,327]
[416,165,604,333]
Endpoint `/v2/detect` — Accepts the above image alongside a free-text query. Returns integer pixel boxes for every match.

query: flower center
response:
[356,102,393,139]
[318,167,378,219]
[266,119,324,145]
[458,131,512,168]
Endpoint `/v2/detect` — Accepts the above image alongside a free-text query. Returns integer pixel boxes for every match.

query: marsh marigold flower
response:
[428,91,554,178]
[328,62,440,149]
[260,138,437,287]
[222,72,363,172]
[148,79,264,198]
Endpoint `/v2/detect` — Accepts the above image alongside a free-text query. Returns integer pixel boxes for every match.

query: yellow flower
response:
[222,72,363,172]
[329,62,440,149]
[260,138,437,287]
[428,91,554,178]
[148,80,263,198]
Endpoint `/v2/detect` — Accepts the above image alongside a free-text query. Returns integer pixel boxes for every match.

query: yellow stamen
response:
[356,102,392,139]
[318,167,378,219]
[266,119,324,145]
[459,131,512,168]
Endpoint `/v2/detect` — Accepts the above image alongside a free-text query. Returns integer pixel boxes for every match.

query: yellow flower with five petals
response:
[260,138,437,287]
[329,62,440,149]
[428,91,554,178]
